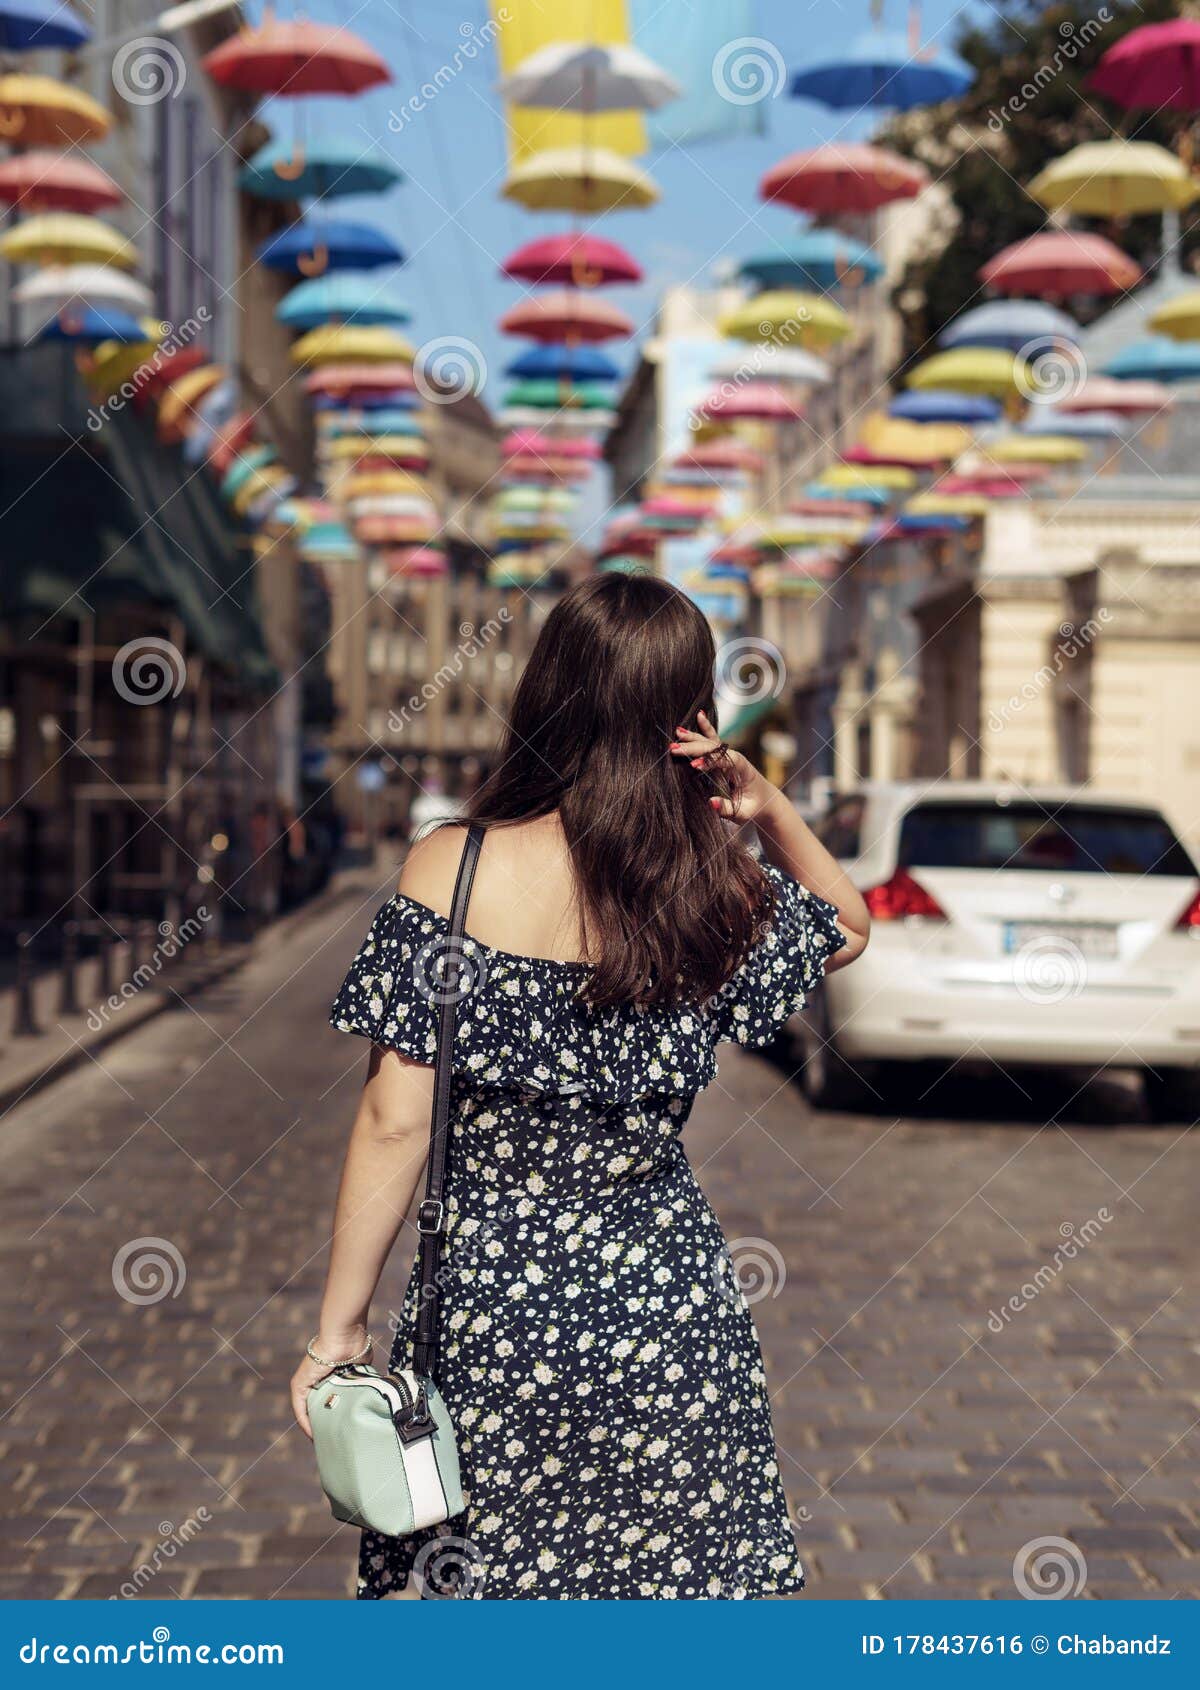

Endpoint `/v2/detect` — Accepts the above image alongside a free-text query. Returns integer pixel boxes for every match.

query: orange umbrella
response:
[499,291,634,345]
[0,151,121,212]
[157,365,226,443]
[760,143,927,214]
[203,20,390,95]
[0,75,110,146]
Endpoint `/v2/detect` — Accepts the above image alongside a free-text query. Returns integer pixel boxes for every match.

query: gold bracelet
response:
[306,1332,373,1369]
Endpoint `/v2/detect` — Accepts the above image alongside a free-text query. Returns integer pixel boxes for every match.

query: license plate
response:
[1003,922,1118,959]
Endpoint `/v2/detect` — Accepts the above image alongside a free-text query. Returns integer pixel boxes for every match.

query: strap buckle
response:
[417,1198,445,1235]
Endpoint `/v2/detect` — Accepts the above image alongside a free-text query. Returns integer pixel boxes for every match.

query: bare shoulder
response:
[397,824,470,918]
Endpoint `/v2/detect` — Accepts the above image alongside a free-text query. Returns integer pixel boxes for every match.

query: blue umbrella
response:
[505,344,620,382]
[738,231,883,292]
[1103,337,1200,384]
[277,273,411,330]
[182,378,239,464]
[805,481,890,507]
[1023,407,1127,439]
[239,136,402,202]
[888,390,1002,425]
[790,30,974,112]
[257,221,404,274]
[38,305,144,345]
[896,512,972,533]
[324,410,425,438]
[0,0,89,49]
[940,300,1080,352]
[311,389,421,412]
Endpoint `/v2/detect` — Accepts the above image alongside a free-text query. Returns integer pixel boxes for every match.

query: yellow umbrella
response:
[0,213,136,269]
[856,412,970,465]
[290,325,416,366]
[337,470,429,497]
[325,434,429,460]
[232,465,290,517]
[721,290,852,349]
[502,145,659,212]
[759,519,868,545]
[1029,140,1200,218]
[984,434,1088,465]
[0,75,111,147]
[907,348,1028,398]
[85,320,166,395]
[819,462,916,490]
[157,365,226,436]
[1149,291,1200,342]
[907,492,990,517]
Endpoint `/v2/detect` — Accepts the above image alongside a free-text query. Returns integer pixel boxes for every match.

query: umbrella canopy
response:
[707,346,831,383]
[980,232,1141,298]
[907,347,1029,398]
[299,520,357,563]
[39,305,144,345]
[257,220,404,274]
[499,291,633,345]
[506,344,619,382]
[304,361,416,396]
[239,135,401,200]
[1056,376,1173,415]
[852,414,970,466]
[675,441,763,473]
[1023,406,1127,438]
[0,74,110,146]
[720,290,851,349]
[13,263,152,314]
[1149,291,1200,342]
[738,231,883,292]
[806,479,890,506]
[984,434,1088,465]
[760,142,928,214]
[0,0,89,49]
[888,389,1002,424]
[503,381,613,410]
[940,300,1080,352]
[128,342,206,404]
[0,150,120,213]
[696,381,802,421]
[158,366,228,442]
[790,29,974,111]
[327,410,424,438]
[936,472,1034,498]
[290,325,414,367]
[1029,139,1199,218]
[1089,20,1200,112]
[502,146,658,213]
[1103,337,1200,384]
[821,463,916,491]
[500,233,642,287]
[202,20,390,95]
[386,546,447,578]
[500,42,680,111]
[277,273,411,330]
[906,492,989,518]
[0,213,134,269]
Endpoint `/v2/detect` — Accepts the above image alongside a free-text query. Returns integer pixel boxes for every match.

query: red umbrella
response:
[206,411,257,475]
[843,441,954,470]
[980,232,1141,298]
[501,430,551,457]
[500,234,642,287]
[547,436,601,460]
[304,362,416,396]
[499,290,634,345]
[674,442,763,473]
[760,143,928,215]
[131,344,208,409]
[0,150,121,212]
[1089,20,1200,111]
[386,547,447,578]
[203,20,390,95]
[1056,376,1174,415]
[936,473,1031,499]
[786,496,874,519]
[697,382,803,421]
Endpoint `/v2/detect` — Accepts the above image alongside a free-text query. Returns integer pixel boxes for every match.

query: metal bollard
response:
[94,926,116,999]
[59,920,80,1017]
[12,932,41,1038]
[135,920,157,979]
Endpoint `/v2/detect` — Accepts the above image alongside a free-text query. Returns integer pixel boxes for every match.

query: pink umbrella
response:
[936,473,1031,499]
[696,382,803,421]
[501,430,552,456]
[386,546,447,577]
[499,291,634,344]
[674,441,763,473]
[787,496,874,519]
[760,143,928,215]
[1089,20,1200,111]
[500,234,642,287]
[1056,376,1174,415]
[980,232,1141,298]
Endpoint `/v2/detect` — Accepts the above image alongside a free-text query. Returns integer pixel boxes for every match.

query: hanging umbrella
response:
[239,135,401,200]
[888,389,1001,424]
[328,410,424,438]
[707,346,831,384]
[1029,140,1199,218]
[205,412,258,475]
[0,0,89,49]
[291,324,414,367]
[503,379,614,408]
[0,213,135,270]
[696,382,803,421]
[806,479,890,506]
[159,366,228,443]
[895,512,972,534]
[306,364,415,399]
[906,491,989,518]
[1103,337,1200,384]
[1089,20,1200,112]
[505,344,619,382]
[502,146,658,213]
[499,292,633,345]
[499,41,680,110]
[984,434,1088,465]
[386,546,447,579]
[0,75,110,146]
[1056,376,1173,415]
[500,233,642,287]
[258,221,404,275]
[789,29,973,111]
[39,305,144,345]
[936,472,1035,498]
[940,300,1080,352]
[1149,292,1200,341]
[675,441,763,473]
[203,20,390,95]
[720,290,852,349]
[980,232,1141,298]
[738,231,883,292]
[13,263,152,314]
[299,520,357,563]
[761,142,928,214]
[821,463,916,491]
[907,347,1030,397]
[276,273,411,331]
[852,414,970,467]
[0,150,120,213]
[1022,406,1127,439]
[501,403,614,431]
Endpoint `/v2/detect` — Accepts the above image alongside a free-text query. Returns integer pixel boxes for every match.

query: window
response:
[897,802,1196,877]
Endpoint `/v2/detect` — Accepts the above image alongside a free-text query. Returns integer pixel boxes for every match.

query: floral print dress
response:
[329,863,845,1600]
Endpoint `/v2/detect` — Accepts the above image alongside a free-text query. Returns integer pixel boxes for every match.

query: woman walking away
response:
[291,573,869,1599]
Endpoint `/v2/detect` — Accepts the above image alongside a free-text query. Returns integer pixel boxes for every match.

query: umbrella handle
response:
[297,242,329,277]
[0,108,25,139]
[273,145,306,182]
[570,250,603,288]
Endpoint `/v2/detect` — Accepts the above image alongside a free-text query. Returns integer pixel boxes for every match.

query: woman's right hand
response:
[290,1326,370,1439]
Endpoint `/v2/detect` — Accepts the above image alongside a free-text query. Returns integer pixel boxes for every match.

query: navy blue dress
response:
[329,863,845,1599]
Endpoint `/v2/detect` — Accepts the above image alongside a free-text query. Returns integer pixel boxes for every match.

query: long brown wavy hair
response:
[460,573,771,1009]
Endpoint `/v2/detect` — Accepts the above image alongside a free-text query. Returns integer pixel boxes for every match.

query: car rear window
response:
[898,802,1196,877]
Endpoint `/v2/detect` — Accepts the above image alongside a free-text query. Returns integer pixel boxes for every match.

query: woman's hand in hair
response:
[669,712,778,822]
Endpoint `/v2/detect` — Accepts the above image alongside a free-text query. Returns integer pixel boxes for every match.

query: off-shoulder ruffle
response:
[710,863,847,1049]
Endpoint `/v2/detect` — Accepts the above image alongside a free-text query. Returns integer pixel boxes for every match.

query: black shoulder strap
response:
[412,824,484,1381]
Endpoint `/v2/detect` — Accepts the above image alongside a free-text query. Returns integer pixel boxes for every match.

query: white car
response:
[799,782,1200,1119]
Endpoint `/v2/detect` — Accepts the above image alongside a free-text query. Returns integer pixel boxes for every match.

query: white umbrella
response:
[500,406,615,432]
[500,41,681,112]
[345,496,438,519]
[708,346,832,385]
[13,263,153,314]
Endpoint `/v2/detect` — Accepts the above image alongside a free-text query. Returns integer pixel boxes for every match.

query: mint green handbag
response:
[308,828,483,1538]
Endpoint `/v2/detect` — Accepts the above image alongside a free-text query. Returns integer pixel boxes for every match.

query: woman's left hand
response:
[669,712,784,823]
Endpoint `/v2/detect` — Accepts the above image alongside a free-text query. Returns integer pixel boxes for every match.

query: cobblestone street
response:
[2,881,1198,1601]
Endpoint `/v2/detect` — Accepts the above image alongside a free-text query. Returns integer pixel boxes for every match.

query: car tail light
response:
[1175,886,1200,929]
[864,867,947,921]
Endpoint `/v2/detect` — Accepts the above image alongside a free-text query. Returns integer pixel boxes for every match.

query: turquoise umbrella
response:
[1103,337,1200,383]
[299,520,357,563]
[277,273,412,330]
[739,230,883,291]
[220,446,277,502]
[323,410,425,438]
[239,136,401,201]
